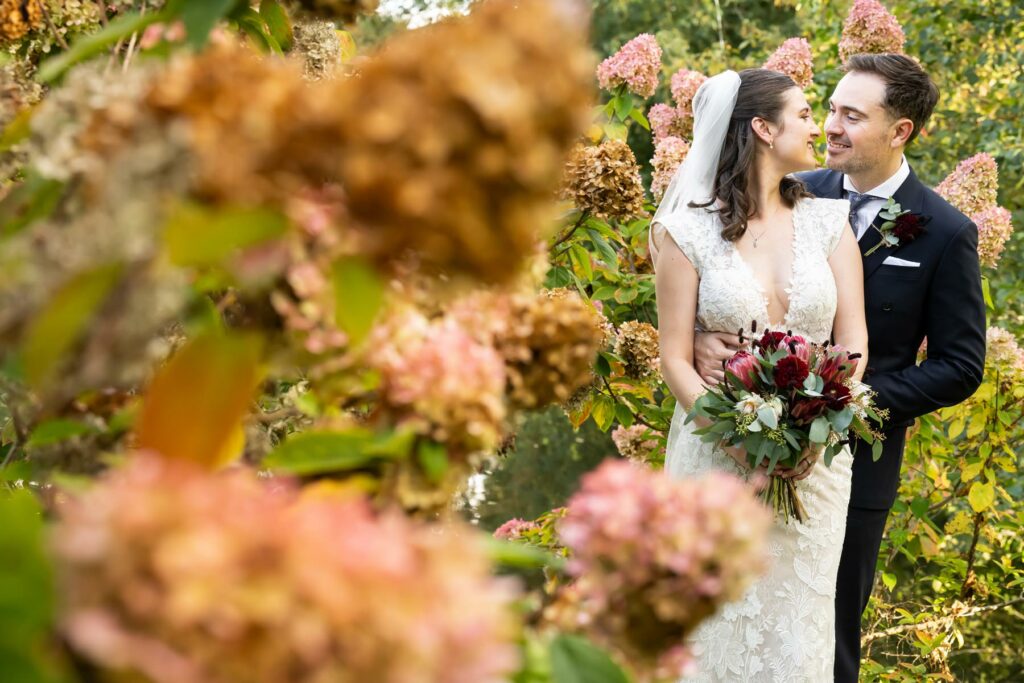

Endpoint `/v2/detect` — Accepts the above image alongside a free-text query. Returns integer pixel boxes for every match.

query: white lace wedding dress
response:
[657,196,853,682]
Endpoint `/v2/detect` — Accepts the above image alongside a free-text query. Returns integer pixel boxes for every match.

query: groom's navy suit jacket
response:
[797,167,987,509]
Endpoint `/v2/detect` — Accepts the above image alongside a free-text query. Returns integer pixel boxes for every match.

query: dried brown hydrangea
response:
[0,0,43,42]
[292,19,342,80]
[498,288,606,409]
[561,139,646,221]
[328,0,594,284]
[614,320,660,380]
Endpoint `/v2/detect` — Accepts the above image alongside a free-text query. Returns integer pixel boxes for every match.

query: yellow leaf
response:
[967,481,995,513]
[163,202,288,267]
[22,263,123,388]
[961,461,984,482]
[135,332,263,469]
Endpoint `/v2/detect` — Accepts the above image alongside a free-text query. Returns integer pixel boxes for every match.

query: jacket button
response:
[882,302,893,312]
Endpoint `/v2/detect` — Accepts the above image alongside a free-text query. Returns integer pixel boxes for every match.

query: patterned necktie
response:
[845,190,874,238]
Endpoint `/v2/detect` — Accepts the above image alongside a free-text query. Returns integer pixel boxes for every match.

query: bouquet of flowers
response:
[687,324,886,522]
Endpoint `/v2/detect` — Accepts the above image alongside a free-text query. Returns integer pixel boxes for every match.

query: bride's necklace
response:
[750,225,769,248]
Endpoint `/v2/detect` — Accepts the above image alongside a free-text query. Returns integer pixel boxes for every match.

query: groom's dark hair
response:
[844,53,939,145]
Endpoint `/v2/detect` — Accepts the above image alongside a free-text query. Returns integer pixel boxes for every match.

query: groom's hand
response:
[694,330,745,384]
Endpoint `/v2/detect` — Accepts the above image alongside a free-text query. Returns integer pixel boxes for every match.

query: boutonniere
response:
[864,197,931,255]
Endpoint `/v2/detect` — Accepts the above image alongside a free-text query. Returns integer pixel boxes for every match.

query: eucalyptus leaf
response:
[809,416,830,444]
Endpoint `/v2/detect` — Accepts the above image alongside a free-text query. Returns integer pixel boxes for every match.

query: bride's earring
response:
[769,138,774,150]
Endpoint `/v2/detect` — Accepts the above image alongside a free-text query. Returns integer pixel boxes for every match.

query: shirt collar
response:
[842,157,910,199]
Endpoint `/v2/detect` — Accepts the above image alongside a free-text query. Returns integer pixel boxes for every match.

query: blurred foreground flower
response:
[550,460,770,681]
[561,139,646,221]
[596,33,662,98]
[53,454,521,683]
[332,0,594,283]
[0,0,43,42]
[650,135,689,202]
[838,0,906,62]
[763,37,814,88]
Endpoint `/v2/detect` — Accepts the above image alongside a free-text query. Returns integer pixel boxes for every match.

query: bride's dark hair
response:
[690,68,813,242]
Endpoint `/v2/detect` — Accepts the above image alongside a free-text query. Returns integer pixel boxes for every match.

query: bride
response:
[650,69,868,681]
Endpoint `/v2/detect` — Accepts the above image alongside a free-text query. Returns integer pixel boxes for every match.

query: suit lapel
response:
[809,170,844,199]
[860,167,927,280]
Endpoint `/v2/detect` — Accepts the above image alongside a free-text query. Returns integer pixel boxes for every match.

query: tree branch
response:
[862,597,1024,645]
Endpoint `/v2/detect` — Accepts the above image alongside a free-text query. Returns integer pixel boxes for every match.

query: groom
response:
[695,53,986,681]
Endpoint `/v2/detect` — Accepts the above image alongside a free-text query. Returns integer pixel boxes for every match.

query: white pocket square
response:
[882,256,920,268]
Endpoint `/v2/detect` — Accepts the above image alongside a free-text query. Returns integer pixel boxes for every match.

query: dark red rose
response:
[756,330,788,353]
[724,350,759,390]
[822,381,852,410]
[891,212,928,243]
[774,355,809,389]
[790,396,829,424]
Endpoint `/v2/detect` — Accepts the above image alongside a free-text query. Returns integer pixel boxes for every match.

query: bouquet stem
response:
[760,476,806,524]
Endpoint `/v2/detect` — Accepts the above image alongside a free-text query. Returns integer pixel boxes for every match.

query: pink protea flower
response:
[648,102,686,142]
[669,69,707,138]
[838,0,906,62]
[763,37,814,89]
[974,205,1013,269]
[724,350,759,390]
[52,454,522,683]
[935,153,999,217]
[553,459,770,680]
[650,135,690,201]
[596,33,662,98]
[370,310,507,454]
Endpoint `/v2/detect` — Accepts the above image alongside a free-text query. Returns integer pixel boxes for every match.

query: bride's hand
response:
[721,444,771,492]
[778,444,824,481]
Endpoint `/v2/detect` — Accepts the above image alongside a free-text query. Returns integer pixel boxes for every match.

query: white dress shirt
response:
[842,157,911,240]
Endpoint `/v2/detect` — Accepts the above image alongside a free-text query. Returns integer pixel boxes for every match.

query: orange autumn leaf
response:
[135,333,264,468]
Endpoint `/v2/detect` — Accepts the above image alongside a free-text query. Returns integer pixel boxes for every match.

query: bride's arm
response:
[654,235,709,411]
[829,223,868,382]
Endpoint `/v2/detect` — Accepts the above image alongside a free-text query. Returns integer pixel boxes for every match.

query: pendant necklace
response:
[751,226,769,248]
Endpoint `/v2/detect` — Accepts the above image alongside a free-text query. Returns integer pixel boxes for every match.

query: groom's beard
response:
[825,134,890,177]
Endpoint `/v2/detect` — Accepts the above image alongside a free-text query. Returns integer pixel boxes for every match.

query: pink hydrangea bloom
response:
[52,454,522,683]
[986,327,1024,377]
[975,205,1013,269]
[648,102,685,142]
[838,0,906,62]
[610,424,663,462]
[650,135,690,202]
[555,459,770,679]
[493,518,537,540]
[370,310,507,453]
[763,37,814,88]
[935,152,999,218]
[596,33,662,98]
[669,69,707,138]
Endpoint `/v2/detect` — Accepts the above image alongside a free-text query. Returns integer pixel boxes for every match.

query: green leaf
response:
[614,402,634,428]
[26,419,96,448]
[180,0,238,48]
[550,634,630,683]
[967,481,995,513]
[484,537,566,572]
[164,202,288,267]
[613,286,638,304]
[831,406,854,432]
[0,106,33,152]
[22,263,123,388]
[0,172,64,239]
[236,10,282,53]
[591,395,615,431]
[809,416,830,444]
[882,572,897,591]
[417,440,449,484]
[568,244,593,281]
[594,352,612,377]
[264,430,382,475]
[259,0,293,51]
[981,275,994,309]
[628,107,650,130]
[37,10,166,82]
[614,93,634,121]
[332,257,385,347]
[603,121,628,141]
[756,404,778,429]
[591,286,616,300]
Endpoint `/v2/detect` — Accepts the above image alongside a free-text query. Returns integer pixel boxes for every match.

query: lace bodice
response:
[655,197,848,343]
[658,197,853,682]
